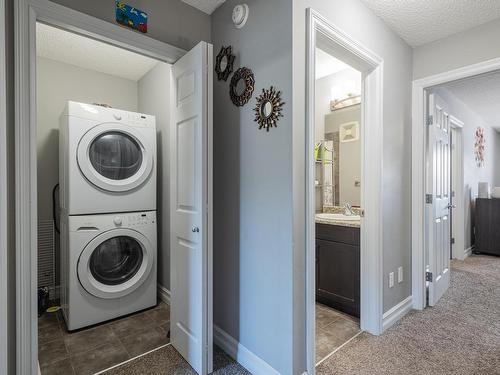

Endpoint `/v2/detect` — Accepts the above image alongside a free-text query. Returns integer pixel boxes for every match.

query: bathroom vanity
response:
[315,214,360,318]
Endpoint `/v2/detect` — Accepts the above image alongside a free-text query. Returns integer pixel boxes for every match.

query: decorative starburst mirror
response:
[253,86,285,131]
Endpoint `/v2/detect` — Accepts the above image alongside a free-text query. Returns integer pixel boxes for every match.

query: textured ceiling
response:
[360,0,500,47]
[36,23,159,82]
[181,0,226,14]
[315,48,352,80]
[441,71,500,131]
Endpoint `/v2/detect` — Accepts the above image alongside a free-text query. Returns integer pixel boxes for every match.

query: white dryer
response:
[60,211,157,331]
[59,101,156,215]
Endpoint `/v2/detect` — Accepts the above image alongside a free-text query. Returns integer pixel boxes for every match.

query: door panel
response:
[426,93,451,306]
[170,41,213,375]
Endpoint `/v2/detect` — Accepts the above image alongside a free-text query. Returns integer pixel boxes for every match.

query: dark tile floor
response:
[38,301,170,375]
[315,303,360,364]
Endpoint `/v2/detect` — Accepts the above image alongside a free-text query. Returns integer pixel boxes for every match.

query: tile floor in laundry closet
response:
[38,301,170,375]
[315,303,361,364]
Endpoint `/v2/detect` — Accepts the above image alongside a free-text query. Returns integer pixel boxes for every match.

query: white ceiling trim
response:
[36,22,160,82]
[360,0,500,47]
[181,0,226,15]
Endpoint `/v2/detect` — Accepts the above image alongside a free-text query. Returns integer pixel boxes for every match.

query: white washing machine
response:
[60,211,157,331]
[59,101,156,215]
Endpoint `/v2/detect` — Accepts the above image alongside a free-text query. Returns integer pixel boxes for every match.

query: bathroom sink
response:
[316,213,361,221]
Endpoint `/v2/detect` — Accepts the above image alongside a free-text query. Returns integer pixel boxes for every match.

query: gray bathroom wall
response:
[137,62,171,289]
[50,0,211,51]
[292,5,413,368]
[211,0,294,373]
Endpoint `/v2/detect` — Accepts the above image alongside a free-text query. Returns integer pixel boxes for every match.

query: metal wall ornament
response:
[215,46,235,81]
[229,67,255,107]
[253,86,285,131]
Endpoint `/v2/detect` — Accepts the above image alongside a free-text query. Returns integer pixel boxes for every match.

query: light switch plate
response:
[398,266,403,283]
[389,272,394,288]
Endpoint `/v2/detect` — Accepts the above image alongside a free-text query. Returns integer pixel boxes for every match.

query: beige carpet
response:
[105,255,499,374]
[317,255,500,375]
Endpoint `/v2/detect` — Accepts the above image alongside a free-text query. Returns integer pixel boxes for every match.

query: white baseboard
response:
[464,246,473,259]
[213,325,280,375]
[382,295,413,331]
[157,284,171,305]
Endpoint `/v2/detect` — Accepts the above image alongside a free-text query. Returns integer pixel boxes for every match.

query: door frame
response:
[411,57,500,310]
[14,1,185,373]
[449,117,465,261]
[305,8,384,373]
[0,0,9,373]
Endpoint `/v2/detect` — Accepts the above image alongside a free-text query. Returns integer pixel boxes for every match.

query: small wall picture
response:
[475,126,485,167]
[115,1,148,33]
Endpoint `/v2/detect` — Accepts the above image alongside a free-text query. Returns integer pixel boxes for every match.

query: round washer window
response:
[89,236,143,286]
[89,131,143,180]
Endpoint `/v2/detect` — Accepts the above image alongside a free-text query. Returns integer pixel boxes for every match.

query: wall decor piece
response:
[115,1,148,33]
[339,121,359,143]
[230,67,255,107]
[215,46,235,81]
[253,86,285,131]
[232,4,249,29]
[475,126,485,167]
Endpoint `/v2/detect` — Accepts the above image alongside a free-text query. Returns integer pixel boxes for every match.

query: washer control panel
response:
[120,211,156,228]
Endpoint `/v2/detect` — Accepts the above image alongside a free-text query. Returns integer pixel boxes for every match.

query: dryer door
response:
[77,123,154,192]
[78,228,154,299]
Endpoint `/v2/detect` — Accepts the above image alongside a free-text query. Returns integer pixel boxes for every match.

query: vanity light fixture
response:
[330,94,361,111]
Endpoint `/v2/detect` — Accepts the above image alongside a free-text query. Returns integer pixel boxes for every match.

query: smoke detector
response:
[232,4,249,29]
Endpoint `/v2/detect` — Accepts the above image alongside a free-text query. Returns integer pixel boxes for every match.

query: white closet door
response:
[170,41,213,375]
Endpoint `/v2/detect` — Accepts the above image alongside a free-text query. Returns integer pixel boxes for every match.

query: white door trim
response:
[306,8,384,374]
[14,1,186,373]
[449,117,465,261]
[0,0,9,373]
[411,57,500,310]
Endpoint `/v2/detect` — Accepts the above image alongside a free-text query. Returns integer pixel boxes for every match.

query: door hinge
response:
[426,271,433,282]
[426,115,433,126]
[426,194,433,204]
[451,238,455,245]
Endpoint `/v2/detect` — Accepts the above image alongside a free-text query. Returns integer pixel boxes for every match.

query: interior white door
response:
[170,41,213,374]
[426,93,451,306]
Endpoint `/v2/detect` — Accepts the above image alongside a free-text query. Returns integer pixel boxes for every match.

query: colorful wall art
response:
[474,126,485,167]
[115,1,148,33]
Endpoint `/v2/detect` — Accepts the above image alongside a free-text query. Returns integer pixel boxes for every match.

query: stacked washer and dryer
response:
[59,101,158,331]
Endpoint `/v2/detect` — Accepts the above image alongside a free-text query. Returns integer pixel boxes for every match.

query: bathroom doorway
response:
[305,9,385,374]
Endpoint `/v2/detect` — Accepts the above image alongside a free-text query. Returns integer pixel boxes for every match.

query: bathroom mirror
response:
[230,67,255,106]
[315,104,361,209]
[253,86,285,131]
[215,45,235,81]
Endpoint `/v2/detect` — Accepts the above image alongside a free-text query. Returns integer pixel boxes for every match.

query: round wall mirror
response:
[254,86,285,131]
[230,67,255,107]
[215,46,235,81]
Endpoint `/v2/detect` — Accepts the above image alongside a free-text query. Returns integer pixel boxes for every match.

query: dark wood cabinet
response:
[475,198,500,256]
[315,223,360,317]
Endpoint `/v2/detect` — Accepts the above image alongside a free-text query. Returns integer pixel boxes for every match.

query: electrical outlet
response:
[398,266,403,283]
[389,272,394,288]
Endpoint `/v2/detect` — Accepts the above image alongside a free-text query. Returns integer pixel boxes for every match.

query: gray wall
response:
[37,57,139,222]
[292,5,413,365]
[138,62,171,289]
[413,18,500,79]
[50,0,211,51]
[211,0,294,373]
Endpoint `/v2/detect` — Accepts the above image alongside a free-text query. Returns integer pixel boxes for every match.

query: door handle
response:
[192,226,200,233]
[447,204,456,209]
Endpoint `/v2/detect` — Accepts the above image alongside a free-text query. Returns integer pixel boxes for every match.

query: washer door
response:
[78,229,154,299]
[77,123,153,192]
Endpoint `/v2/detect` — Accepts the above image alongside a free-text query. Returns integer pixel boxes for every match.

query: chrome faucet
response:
[344,203,356,216]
